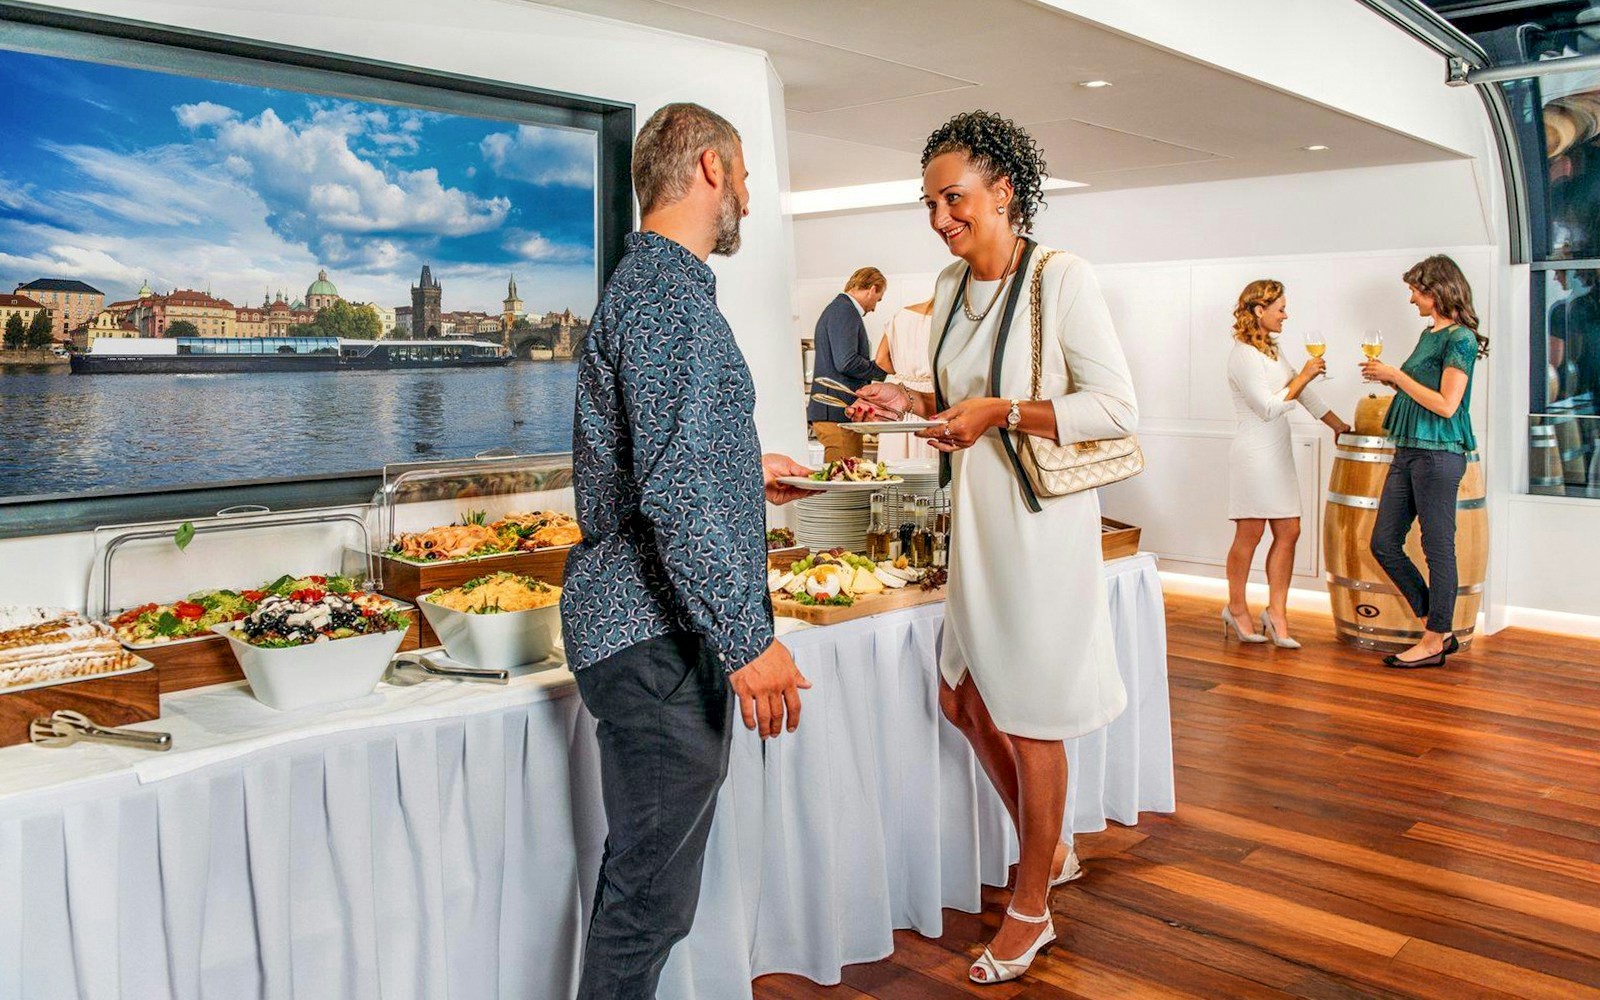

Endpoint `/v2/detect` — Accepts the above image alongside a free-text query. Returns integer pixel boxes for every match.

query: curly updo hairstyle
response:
[920,110,1049,234]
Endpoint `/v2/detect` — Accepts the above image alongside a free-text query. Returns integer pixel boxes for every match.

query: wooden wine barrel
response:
[1529,425,1565,495]
[1552,413,1588,485]
[1324,394,1486,652]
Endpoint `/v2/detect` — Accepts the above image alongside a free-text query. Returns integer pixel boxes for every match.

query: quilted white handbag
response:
[1011,250,1144,499]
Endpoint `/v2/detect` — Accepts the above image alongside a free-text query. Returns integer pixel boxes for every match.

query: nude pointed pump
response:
[1260,611,1302,649]
[1221,607,1268,643]
[969,906,1055,985]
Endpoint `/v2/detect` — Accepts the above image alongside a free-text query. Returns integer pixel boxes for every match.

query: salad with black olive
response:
[234,591,408,648]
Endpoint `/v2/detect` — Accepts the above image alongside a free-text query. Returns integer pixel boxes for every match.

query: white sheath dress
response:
[1226,340,1330,520]
[933,249,1138,740]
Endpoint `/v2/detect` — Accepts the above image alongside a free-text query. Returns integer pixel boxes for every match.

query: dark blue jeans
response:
[574,632,732,1000]
[1369,447,1469,635]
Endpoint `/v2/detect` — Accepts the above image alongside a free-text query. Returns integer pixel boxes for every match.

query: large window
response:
[1435,0,1600,498]
[0,4,632,534]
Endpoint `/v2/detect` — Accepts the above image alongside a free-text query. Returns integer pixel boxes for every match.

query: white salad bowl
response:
[211,620,407,711]
[418,597,561,670]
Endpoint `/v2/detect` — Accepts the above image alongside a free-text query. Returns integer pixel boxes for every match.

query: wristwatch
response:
[1006,399,1022,430]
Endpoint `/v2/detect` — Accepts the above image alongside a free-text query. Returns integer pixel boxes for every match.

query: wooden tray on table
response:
[771,585,946,626]
[377,546,570,648]
[767,546,809,571]
[1100,518,1141,561]
[0,659,160,748]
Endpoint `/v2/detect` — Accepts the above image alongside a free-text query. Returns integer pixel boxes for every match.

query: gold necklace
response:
[962,238,1023,322]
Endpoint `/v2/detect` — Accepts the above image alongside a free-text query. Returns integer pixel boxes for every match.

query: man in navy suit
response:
[808,267,888,462]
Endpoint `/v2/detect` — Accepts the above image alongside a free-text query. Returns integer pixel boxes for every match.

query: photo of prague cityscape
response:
[0,45,600,499]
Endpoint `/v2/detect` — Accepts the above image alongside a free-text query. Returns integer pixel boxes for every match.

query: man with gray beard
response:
[561,102,812,998]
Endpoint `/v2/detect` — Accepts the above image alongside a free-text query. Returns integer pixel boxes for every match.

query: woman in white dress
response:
[1224,280,1349,646]
[850,111,1137,985]
[873,299,937,462]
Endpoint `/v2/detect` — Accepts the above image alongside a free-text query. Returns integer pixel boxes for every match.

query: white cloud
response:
[0,176,49,215]
[174,101,238,130]
[480,126,595,188]
[190,107,510,240]
[42,141,236,227]
[506,230,592,264]
[0,242,150,291]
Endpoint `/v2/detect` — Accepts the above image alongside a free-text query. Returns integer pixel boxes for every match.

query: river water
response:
[0,360,578,500]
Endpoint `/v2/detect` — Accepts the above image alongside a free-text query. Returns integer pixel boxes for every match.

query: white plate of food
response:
[780,458,903,492]
[780,477,904,492]
[841,418,945,435]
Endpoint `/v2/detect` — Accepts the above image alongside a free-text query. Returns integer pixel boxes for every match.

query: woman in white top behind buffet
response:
[1224,280,1350,646]
[850,111,1137,985]
[873,299,937,462]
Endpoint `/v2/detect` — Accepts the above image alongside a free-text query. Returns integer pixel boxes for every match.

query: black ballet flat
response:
[1383,649,1448,669]
[1443,634,1461,655]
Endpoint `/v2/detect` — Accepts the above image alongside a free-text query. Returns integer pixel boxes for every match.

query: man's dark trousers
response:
[574,632,732,999]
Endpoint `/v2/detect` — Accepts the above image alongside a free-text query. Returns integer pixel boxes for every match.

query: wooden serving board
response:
[378,548,568,647]
[767,546,808,571]
[0,664,160,748]
[126,609,422,694]
[772,585,946,626]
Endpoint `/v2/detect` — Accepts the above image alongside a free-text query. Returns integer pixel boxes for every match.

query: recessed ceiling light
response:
[1079,80,1113,89]
[1303,144,1330,151]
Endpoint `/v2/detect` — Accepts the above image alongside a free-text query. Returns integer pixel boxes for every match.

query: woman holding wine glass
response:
[847,110,1138,985]
[1223,280,1350,647]
[1360,255,1487,668]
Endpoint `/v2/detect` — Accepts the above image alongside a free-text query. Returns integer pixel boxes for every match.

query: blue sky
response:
[0,48,598,317]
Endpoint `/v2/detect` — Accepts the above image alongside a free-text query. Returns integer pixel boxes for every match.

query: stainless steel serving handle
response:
[216,504,271,517]
[386,652,510,686]
[419,653,510,684]
[97,509,374,621]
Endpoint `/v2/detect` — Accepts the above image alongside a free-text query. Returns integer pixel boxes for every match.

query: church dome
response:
[306,269,339,301]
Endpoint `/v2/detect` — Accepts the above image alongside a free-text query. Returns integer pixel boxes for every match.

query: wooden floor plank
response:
[753,593,1600,1000]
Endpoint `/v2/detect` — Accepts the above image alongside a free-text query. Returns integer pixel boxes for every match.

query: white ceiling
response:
[536,0,1463,195]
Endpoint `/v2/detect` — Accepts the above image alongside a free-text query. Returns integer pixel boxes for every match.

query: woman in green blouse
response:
[1360,255,1488,669]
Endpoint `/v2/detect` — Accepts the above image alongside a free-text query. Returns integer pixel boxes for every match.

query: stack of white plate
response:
[792,491,872,552]
[887,460,940,498]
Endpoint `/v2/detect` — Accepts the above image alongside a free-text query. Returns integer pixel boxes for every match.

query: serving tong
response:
[385,652,510,687]
[808,377,914,421]
[29,710,173,752]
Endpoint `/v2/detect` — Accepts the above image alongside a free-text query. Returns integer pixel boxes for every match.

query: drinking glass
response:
[1303,330,1331,380]
[1361,329,1383,381]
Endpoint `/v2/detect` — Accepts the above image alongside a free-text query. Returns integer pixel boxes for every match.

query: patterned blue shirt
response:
[561,231,773,673]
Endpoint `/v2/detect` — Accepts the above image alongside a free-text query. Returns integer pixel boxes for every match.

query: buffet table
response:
[0,553,1171,1000]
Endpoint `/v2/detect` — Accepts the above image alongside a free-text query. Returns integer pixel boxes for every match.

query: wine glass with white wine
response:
[1303,330,1331,380]
[1361,329,1383,382]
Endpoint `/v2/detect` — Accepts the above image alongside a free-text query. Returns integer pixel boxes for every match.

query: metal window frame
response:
[0,1,631,539]
[1351,0,1530,264]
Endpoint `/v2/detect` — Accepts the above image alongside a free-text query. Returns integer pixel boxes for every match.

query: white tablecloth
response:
[0,554,1171,1000]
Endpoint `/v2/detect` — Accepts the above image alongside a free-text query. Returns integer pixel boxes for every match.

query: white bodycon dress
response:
[1226,340,1331,520]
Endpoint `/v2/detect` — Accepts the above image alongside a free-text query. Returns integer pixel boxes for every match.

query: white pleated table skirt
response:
[0,554,1172,1000]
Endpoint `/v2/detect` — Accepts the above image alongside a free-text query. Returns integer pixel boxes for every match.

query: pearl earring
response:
[997,205,1006,214]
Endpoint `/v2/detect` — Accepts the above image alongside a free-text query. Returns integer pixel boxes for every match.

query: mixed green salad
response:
[110,574,363,645]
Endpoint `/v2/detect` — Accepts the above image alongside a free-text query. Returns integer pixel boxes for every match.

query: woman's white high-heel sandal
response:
[969,906,1056,984]
[1260,611,1302,649]
[1050,840,1082,888]
[1221,607,1268,643]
